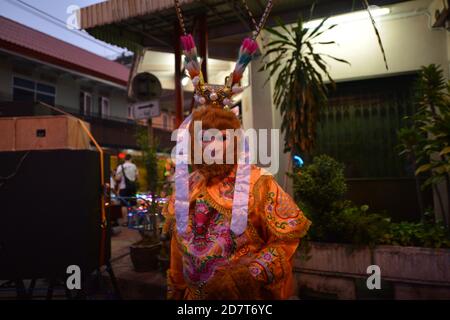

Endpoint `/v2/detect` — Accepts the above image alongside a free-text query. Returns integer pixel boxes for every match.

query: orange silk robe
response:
[162,165,311,300]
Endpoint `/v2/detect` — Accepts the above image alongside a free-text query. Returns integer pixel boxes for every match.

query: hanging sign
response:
[132,100,160,119]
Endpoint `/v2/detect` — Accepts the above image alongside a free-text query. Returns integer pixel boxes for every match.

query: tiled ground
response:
[108,227,167,300]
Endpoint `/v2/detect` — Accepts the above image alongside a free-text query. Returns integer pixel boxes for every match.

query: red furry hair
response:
[189,106,241,185]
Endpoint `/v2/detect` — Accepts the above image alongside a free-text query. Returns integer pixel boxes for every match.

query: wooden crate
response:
[0,115,91,151]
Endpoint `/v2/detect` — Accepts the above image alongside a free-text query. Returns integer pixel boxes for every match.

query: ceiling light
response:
[304,7,391,29]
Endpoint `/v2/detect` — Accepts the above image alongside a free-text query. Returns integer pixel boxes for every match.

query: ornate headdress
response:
[173,0,273,236]
[175,0,273,109]
[180,33,257,109]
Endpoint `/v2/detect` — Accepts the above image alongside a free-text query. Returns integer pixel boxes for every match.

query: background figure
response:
[115,154,139,226]
[109,168,123,234]
[110,169,118,197]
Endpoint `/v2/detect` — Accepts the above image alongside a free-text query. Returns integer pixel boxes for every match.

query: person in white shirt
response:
[115,154,139,224]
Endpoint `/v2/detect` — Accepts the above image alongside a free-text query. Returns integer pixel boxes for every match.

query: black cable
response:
[0,151,30,189]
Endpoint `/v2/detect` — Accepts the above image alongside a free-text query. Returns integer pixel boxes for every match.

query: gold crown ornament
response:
[191,76,244,109]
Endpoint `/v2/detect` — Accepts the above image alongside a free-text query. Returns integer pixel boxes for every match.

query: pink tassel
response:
[181,34,195,52]
[188,34,195,51]
[241,37,258,55]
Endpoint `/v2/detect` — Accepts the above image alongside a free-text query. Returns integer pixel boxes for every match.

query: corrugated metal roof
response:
[78,0,409,60]
[79,0,195,30]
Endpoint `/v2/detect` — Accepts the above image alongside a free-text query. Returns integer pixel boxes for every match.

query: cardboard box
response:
[0,115,91,151]
[0,118,16,151]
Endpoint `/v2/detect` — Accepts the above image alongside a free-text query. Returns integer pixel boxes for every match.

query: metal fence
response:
[314,74,418,179]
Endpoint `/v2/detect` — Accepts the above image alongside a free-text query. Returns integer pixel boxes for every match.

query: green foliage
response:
[293,155,386,246]
[381,219,450,249]
[292,155,347,212]
[136,126,160,195]
[260,15,349,153]
[294,154,450,248]
[397,64,450,223]
[136,126,161,243]
[324,202,390,247]
[299,199,390,247]
[412,65,450,186]
[396,127,422,162]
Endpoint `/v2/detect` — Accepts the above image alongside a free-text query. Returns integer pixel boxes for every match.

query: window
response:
[127,105,134,119]
[13,76,56,105]
[314,74,418,178]
[79,91,92,116]
[99,96,110,118]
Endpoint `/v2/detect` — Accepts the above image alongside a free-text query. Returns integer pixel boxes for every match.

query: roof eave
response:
[0,39,129,88]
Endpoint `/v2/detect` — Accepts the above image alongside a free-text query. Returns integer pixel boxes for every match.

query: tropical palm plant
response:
[411,65,450,225]
[260,15,349,154]
[260,1,388,156]
[397,64,450,226]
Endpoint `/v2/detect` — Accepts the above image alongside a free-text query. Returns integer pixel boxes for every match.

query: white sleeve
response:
[116,166,123,179]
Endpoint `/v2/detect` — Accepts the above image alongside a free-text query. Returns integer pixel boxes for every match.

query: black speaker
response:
[0,150,110,280]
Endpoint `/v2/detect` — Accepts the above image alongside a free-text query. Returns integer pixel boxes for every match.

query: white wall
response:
[247,54,293,190]
[311,0,448,81]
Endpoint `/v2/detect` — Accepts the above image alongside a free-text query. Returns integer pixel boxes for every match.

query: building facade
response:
[0,16,174,152]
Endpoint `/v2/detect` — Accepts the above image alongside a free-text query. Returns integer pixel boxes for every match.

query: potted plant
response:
[260,14,348,157]
[129,126,163,272]
[260,1,387,160]
[292,154,450,299]
[129,198,163,272]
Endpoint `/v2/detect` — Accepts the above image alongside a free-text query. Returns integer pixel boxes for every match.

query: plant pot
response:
[294,242,450,299]
[130,242,162,272]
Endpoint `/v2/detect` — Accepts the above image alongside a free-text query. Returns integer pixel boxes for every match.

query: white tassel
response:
[232,85,243,94]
